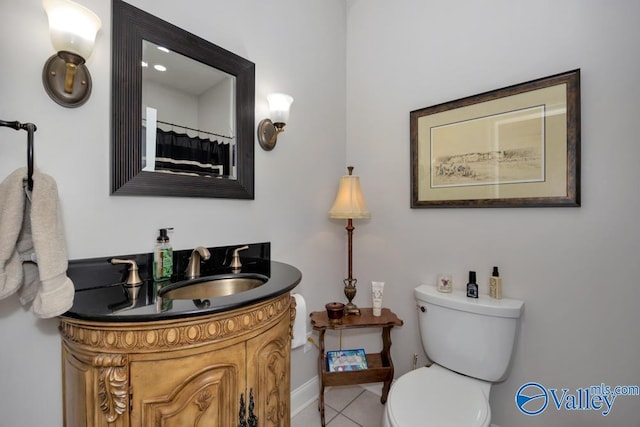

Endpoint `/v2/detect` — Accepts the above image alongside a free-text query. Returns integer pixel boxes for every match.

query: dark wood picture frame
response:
[410,69,580,208]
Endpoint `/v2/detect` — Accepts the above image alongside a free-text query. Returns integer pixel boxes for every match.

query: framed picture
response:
[326,349,368,372]
[410,69,580,208]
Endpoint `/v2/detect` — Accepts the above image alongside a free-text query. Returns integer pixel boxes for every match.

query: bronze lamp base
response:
[344,278,361,315]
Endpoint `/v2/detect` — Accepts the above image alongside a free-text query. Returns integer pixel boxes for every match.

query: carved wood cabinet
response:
[59,293,294,427]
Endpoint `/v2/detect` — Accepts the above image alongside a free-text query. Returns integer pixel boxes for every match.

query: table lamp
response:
[329,166,370,315]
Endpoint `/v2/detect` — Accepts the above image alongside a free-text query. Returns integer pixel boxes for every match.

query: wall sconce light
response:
[328,166,371,315]
[257,93,293,151]
[42,0,101,108]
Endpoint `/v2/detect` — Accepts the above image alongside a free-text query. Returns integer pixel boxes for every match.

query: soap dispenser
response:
[153,228,173,280]
[153,228,173,311]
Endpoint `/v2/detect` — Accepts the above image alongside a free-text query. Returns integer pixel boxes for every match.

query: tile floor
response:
[291,385,385,427]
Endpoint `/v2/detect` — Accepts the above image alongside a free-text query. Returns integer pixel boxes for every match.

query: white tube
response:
[371,281,385,316]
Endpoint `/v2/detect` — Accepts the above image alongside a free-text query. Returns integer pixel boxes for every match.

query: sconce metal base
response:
[42,53,92,108]
[257,118,285,151]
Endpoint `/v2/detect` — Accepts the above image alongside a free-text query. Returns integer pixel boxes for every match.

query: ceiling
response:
[142,40,231,96]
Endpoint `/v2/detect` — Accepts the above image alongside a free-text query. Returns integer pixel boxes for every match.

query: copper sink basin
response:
[160,274,268,300]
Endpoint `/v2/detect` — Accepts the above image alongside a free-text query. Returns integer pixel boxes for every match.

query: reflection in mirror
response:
[111,0,255,198]
[141,40,237,179]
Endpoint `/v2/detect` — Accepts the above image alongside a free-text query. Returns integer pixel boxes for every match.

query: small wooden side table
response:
[310,307,403,426]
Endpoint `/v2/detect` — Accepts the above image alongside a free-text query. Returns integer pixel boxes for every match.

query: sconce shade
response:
[42,0,101,107]
[43,0,101,60]
[329,168,371,219]
[267,93,294,124]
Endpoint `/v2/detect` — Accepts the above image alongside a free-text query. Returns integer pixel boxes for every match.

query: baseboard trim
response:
[362,382,384,396]
[290,376,319,417]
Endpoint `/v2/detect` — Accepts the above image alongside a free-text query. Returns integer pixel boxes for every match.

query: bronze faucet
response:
[185,246,211,279]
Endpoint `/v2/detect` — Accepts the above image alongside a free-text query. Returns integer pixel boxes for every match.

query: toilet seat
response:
[385,365,490,427]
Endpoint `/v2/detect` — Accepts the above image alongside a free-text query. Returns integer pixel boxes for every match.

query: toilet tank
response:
[414,284,524,382]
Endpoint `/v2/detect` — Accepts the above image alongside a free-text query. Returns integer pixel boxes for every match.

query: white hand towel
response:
[20,169,74,318]
[0,168,26,299]
[0,167,74,318]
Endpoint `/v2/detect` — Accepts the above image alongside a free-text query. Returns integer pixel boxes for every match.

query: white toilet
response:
[383,284,524,427]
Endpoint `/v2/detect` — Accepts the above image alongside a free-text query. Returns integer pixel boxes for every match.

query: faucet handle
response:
[230,246,249,270]
[110,258,143,285]
[110,258,143,304]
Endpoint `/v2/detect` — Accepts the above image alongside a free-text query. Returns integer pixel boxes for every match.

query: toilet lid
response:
[386,367,489,427]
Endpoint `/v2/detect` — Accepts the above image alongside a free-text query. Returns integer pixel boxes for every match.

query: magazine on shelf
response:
[326,349,368,372]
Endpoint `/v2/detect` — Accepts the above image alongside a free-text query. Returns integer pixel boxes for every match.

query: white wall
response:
[3,1,640,426]
[345,0,640,426]
[199,78,234,137]
[143,79,199,130]
[0,1,346,425]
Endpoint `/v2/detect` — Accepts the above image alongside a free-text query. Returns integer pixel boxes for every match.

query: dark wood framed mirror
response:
[111,0,255,198]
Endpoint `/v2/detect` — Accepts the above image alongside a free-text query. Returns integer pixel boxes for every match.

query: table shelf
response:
[322,352,392,387]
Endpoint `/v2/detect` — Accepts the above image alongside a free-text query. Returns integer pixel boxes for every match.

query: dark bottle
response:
[466,271,479,298]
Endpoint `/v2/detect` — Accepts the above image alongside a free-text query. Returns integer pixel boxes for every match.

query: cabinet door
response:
[246,312,291,427]
[129,342,246,427]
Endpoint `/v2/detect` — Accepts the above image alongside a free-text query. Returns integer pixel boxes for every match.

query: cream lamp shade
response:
[267,93,294,124]
[329,170,371,219]
[44,0,102,60]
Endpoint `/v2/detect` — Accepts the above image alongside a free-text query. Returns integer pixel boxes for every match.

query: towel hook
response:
[0,119,37,191]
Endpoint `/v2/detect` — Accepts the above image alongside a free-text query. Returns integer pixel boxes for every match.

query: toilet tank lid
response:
[415,285,524,318]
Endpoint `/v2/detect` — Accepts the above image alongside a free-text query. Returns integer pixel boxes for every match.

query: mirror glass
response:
[111,0,255,198]
[141,40,237,179]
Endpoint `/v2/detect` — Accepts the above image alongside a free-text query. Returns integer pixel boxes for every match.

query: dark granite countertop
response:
[62,243,302,322]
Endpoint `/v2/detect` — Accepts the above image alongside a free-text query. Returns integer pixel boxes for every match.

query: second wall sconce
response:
[42,0,102,108]
[257,93,294,151]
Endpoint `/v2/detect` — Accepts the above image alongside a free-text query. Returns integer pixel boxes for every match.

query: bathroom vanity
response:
[59,243,301,427]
